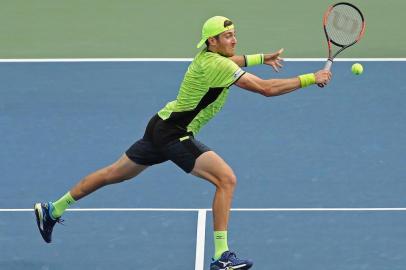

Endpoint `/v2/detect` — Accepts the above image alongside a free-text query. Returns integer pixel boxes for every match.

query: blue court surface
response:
[1,60,405,269]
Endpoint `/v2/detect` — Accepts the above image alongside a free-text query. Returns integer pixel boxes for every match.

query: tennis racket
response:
[318,2,366,87]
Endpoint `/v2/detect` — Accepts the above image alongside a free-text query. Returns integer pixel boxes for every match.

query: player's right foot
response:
[34,202,63,243]
[210,251,253,270]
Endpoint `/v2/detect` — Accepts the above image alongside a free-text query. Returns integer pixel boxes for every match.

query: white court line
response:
[231,208,406,211]
[0,58,405,62]
[0,58,193,62]
[2,207,406,212]
[194,209,207,270]
[0,208,202,212]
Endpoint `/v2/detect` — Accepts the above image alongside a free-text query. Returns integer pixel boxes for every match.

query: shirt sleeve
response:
[206,56,246,88]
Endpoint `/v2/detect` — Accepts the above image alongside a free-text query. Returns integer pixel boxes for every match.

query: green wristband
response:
[298,73,316,88]
[245,54,264,66]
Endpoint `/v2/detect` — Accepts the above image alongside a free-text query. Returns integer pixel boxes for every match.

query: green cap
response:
[196,16,234,48]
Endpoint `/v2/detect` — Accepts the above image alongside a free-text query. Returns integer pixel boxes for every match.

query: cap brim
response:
[196,38,206,48]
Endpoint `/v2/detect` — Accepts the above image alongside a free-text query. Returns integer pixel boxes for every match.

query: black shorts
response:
[125,114,211,173]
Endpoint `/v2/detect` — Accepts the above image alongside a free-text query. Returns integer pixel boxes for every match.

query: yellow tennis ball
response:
[352,63,363,75]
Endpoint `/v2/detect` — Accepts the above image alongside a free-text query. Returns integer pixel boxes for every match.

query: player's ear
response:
[207,37,217,47]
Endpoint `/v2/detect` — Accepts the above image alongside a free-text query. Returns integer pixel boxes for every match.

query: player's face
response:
[214,29,237,57]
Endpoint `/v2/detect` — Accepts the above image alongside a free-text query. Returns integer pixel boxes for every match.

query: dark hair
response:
[205,20,233,46]
[205,34,220,46]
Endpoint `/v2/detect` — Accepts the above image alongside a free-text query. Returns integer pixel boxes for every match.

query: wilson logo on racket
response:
[331,11,359,34]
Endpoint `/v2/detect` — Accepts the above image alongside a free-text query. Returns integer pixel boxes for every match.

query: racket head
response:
[323,2,366,56]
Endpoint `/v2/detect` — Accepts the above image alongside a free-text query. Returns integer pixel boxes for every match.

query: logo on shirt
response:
[233,68,244,79]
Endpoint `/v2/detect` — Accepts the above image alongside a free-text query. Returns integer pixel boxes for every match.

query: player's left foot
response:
[210,250,253,270]
[34,202,63,243]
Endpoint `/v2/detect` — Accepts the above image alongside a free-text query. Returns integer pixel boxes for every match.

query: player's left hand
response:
[264,48,284,72]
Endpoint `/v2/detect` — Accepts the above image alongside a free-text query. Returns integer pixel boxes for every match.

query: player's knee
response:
[217,171,237,191]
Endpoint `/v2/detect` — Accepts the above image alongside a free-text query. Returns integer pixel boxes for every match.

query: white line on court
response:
[2,207,406,212]
[0,208,201,212]
[0,58,405,62]
[195,209,207,270]
[231,208,406,211]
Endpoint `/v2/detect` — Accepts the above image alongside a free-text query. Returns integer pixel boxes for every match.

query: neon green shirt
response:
[158,49,245,135]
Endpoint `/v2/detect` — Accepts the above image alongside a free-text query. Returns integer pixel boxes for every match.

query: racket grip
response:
[323,59,333,71]
[317,59,333,87]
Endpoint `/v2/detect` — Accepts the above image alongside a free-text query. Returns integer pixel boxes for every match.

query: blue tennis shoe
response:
[210,251,253,270]
[34,202,63,243]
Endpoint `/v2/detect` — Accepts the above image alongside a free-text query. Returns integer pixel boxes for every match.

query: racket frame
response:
[322,2,366,70]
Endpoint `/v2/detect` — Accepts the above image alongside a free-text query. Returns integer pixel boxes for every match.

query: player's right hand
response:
[315,70,332,87]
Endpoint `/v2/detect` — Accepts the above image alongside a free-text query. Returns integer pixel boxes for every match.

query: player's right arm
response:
[235,70,331,97]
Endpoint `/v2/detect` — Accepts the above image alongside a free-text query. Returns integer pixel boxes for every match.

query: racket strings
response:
[325,5,363,46]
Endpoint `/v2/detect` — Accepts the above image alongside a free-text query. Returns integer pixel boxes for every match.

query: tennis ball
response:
[351,63,363,75]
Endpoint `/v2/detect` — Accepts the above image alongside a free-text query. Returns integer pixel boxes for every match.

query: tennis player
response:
[35,16,331,270]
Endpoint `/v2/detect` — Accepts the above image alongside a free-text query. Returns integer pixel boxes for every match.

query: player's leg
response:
[192,151,253,270]
[34,154,148,243]
[164,136,251,269]
[53,154,148,218]
[192,151,236,231]
[34,135,167,243]
[69,154,147,201]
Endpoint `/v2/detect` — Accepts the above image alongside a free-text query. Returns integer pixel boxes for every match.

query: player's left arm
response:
[229,48,284,72]
[234,70,332,97]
